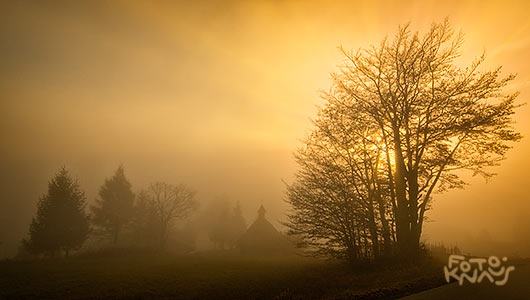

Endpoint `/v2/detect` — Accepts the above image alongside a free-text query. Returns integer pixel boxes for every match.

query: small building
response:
[238,205,294,255]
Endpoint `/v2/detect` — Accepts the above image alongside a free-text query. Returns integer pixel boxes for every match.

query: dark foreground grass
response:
[0,253,446,299]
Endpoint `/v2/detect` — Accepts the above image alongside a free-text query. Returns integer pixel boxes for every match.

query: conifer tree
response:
[24,167,89,257]
[91,166,135,244]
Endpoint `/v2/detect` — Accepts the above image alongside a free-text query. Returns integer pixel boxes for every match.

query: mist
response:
[2,0,530,260]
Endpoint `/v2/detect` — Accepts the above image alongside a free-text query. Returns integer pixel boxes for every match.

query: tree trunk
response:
[376,193,392,257]
[393,133,411,257]
[366,203,380,259]
[345,237,358,263]
[407,169,421,257]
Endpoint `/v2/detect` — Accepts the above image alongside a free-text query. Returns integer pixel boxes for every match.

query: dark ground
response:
[0,253,446,299]
[401,261,530,300]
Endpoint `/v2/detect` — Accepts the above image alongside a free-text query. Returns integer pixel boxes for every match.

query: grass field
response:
[0,253,446,299]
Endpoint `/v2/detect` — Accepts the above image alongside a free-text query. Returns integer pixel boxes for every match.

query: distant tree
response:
[206,197,231,249]
[130,190,160,247]
[227,202,247,248]
[136,182,197,249]
[208,203,231,249]
[24,168,89,257]
[207,198,247,249]
[91,166,135,244]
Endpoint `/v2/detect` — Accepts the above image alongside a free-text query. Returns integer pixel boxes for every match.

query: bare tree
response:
[139,182,197,248]
[287,19,521,261]
[286,102,393,261]
[335,19,521,256]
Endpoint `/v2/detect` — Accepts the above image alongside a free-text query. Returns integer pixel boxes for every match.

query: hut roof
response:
[238,205,293,254]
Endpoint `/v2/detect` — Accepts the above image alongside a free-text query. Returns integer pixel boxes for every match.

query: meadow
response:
[0,252,446,299]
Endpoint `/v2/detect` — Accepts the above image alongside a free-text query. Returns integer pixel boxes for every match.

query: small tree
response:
[206,198,247,249]
[130,190,160,248]
[24,168,89,257]
[137,182,197,249]
[91,166,135,244]
[227,202,247,248]
[286,104,390,261]
[208,203,231,249]
[205,197,232,249]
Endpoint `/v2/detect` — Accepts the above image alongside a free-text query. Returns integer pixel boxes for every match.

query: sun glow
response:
[1,0,530,260]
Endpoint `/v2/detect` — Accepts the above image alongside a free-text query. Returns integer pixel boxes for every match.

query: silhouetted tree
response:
[130,190,160,248]
[136,182,197,249]
[23,168,89,257]
[228,202,247,247]
[207,199,247,249]
[286,102,392,261]
[207,200,231,249]
[287,20,520,261]
[335,20,520,256]
[91,166,135,244]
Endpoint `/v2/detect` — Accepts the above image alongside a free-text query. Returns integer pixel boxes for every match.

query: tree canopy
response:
[286,20,521,262]
[91,165,135,244]
[134,182,197,249]
[24,168,89,257]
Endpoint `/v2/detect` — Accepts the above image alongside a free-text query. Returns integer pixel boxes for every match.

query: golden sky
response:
[1,0,530,256]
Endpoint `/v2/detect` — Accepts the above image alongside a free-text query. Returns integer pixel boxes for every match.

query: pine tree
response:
[91,166,135,244]
[24,167,89,257]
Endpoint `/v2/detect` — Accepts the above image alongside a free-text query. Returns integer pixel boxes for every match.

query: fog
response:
[1,0,530,258]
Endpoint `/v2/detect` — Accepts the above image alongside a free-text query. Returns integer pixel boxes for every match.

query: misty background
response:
[1,0,530,258]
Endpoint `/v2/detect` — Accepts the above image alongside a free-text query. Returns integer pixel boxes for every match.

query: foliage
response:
[23,168,89,257]
[91,166,135,244]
